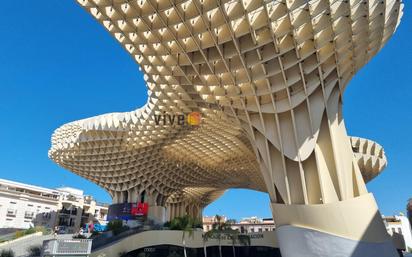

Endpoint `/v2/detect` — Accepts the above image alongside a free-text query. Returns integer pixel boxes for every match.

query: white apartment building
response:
[203,215,228,232]
[0,179,60,230]
[383,214,412,251]
[56,187,109,233]
[0,179,108,232]
[231,217,276,233]
[203,216,275,233]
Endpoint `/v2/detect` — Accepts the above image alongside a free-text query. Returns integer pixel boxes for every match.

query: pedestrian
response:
[53,226,58,238]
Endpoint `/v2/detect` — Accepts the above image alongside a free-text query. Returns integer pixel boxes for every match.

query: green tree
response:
[107,220,128,235]
[166,215,202,257]
[203,215,250,257]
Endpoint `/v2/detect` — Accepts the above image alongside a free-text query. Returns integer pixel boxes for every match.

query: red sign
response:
[131,203,148,216]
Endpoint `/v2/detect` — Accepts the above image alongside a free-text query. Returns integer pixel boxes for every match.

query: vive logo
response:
[154,112,201,126]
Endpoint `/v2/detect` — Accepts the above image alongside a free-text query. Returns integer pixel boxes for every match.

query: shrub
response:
[163,221,171,228]
[14,226,48,239]
[167,215,202,230]
[107,220,128,235]
[14,230,25,239]
[0,249,15,257]
[27,245,42,257]
[33,226,48,235]
[24,227,36,235]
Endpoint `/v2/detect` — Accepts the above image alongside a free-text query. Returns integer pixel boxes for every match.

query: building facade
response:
[203,216,275,234]
[232,217,276,234]
[0,179,108,232]
[0,179,60,230]
[202,215,228,232]
[56,187,109,233]
[383,215,412,252]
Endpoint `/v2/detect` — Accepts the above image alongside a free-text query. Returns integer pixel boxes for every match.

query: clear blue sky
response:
[0,2,410,220]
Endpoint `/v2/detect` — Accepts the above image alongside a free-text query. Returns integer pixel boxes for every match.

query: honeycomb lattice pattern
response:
[49,0,402,215]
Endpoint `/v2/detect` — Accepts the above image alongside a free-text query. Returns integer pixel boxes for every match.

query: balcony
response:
[59,208,78,216]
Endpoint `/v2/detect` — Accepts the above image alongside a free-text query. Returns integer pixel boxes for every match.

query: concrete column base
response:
[148,206,166,225]
[271,194,398,257]
[276,225,398,257]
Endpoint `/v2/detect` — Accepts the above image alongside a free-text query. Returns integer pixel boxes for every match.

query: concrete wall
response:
[91,230,278,257]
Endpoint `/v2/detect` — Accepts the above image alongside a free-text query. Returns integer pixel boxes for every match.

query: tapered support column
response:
[166,201,202,221]
[244,87,397,257]
[148,206,166,225]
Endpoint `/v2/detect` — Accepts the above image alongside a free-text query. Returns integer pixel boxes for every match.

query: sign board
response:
[108,203,149,221]
[131,203,148,216]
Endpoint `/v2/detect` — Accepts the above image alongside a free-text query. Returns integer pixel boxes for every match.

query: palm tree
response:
[203,215,250,257]
[230,233,251,257]
[166,215,202,257]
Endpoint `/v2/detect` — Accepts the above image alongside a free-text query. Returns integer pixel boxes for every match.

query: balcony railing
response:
[59,208,78,216]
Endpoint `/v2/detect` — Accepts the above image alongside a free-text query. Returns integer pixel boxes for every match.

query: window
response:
[45,207,50,210]
[9,202,16,204]
[28,204,33,207]
[7,209,17,217]
[24,211,34,219]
